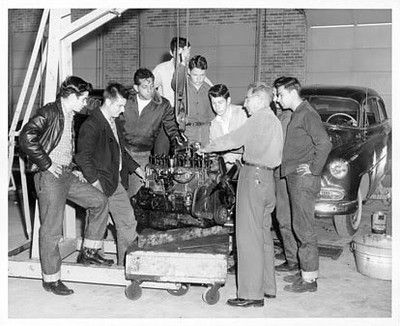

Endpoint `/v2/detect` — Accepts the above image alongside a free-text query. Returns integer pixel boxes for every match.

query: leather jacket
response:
[19,99,66,171]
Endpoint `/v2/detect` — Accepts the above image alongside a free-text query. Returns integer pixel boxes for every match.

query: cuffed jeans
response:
[126,150,150,198]
[286,173,321,281]
[34,168,108,282]
[108,182,138,265]
[274,175,298,264]
[236,165,276,299]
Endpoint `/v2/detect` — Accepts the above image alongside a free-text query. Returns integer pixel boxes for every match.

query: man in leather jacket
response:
[75,83,145,265]
[19,76,112,296]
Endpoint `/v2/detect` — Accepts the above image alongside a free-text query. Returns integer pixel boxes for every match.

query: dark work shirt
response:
[122,92,180,153]
[172,64,215,123]
[281,100,332,177]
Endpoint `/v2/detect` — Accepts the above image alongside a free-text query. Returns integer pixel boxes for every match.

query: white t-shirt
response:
[136,95,151,116]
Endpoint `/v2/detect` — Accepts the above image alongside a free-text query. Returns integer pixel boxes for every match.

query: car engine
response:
[132,144,236,231]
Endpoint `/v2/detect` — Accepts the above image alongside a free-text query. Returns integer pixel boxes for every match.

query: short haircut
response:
[133,68,154,85]
[103,83,128,100]
[273,76,301,92]
[208,84,230,100]
[58,76,92,98]
[170,37,191,53]
[188,55,207,71]
[247,82,273,102]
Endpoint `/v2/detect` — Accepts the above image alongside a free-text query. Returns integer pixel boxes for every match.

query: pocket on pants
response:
[299,175,320,194]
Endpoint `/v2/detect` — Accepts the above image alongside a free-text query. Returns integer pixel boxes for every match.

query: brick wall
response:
[8,8,306,88]
[140,8,307,85]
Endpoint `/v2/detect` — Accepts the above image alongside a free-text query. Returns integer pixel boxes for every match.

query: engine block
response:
[132,145,235,230]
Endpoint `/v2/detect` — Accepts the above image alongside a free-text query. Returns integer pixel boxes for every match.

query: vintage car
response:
[300,85,391,236]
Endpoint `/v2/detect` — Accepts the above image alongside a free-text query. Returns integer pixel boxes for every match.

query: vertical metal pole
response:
[254,9,262,83]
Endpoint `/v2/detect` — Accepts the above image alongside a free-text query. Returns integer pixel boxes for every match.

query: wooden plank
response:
[64,9,127,44]
[8,9,49,190]
[18,157,31,239]
[8,260,128,286]
[44,10,62,103]
[138,226,229,248]
[30,201,40,259]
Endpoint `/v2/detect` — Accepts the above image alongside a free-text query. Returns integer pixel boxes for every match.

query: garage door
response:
[305,9,392,117]
[140,23,256,105]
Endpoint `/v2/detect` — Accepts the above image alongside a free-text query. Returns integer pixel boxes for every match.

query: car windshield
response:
[306,96,360,126]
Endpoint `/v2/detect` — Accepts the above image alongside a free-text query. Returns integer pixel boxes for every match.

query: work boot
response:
[275,261,299,272]
[283,271,302,283]
[77,247,114,266]
[42,280,74,296]
[283,279,317,293]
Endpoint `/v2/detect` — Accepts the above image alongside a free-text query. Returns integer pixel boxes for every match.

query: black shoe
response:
[283,271,302,283]
[275,261,299,272]
[226,298,264,307]
[77,247,114,266]
[264,293,276,299]
[283,279,317,293]
[42,280,74,296]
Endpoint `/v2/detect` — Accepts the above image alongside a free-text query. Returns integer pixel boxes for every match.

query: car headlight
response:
[329,159,349,179]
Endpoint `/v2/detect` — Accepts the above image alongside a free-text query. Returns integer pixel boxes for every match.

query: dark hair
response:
[208,84,230,100]
[58,76,92,98]
[133,68,154,85]
[188,55,207,71]
[273,76,301,92]
[103,83,129,100]
[170,37,191,53]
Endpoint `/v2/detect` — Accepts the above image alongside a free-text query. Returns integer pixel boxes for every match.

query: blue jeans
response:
[34,168,108,281]
[236,166,276,299]
[286,173,321,279]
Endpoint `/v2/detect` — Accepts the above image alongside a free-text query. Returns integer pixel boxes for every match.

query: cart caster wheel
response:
[125,281,142,301]
[202,287,220,305]
[167,283,190,296]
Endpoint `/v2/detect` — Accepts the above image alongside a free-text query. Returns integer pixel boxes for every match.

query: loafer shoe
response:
[283,271,302,283]
[77,248,114,266]
[275,261,299,272]
[264,293,276,299]
[283,279,317,293]
[226,298,264,307]
[42,280,74,296]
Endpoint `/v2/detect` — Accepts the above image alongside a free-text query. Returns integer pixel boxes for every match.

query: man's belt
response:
[185,122,211,127]
[244,162,274,170]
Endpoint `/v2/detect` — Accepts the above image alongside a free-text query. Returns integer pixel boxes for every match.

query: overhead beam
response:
[62,9,127,44]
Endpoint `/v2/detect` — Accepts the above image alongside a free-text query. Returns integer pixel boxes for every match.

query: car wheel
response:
[333,189,363,237]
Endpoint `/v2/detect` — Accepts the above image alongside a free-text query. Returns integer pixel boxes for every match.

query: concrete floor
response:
[7,193,396,321]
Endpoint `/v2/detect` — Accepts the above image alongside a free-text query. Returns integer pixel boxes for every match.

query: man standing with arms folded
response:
[19,76,111,296]
[75,83,145,265]
[275,76,332,293]
[202,83,283,307]
[122,68,184,197]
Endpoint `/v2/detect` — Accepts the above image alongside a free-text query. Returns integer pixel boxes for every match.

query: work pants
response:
[34,167,108,282]
[286,173,321,281]
[108,182,138,265]
[236,165,276,299]
[274,174,298,264]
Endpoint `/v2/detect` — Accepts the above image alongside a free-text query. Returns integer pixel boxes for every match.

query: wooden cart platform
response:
[125,234,230,305]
